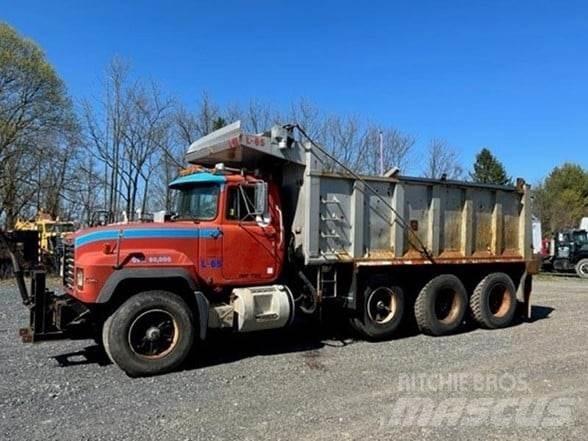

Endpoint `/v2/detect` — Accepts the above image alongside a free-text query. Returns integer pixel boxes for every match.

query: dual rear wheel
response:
[352,272,518,340]
[351,282,405,340]
[469,272,517,329]
[414,274,468,336]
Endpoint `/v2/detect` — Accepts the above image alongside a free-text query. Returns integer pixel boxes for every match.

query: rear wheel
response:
[575,259,588,279]
[414,274,467,336]
[351,281,405,340]
[102,290,195,377]
[469,272,517,329]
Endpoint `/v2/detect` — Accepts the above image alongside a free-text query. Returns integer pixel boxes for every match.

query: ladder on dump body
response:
[317,194,345,299]
[317,265,338,300]
[319,194,348,259]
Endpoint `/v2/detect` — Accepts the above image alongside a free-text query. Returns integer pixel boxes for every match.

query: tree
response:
[0,22,75,227]
[533,163,588,233]
[82,58,174,220]
[424,138,463,180]
[321,114,362,172]
[212,117,226,131]
[359,125,414,175]
[469,148,511,185]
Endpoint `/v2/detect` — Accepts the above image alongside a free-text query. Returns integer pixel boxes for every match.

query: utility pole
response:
[379,130,384,175]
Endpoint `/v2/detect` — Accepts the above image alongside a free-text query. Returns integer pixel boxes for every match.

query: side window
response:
[226,186,257,222]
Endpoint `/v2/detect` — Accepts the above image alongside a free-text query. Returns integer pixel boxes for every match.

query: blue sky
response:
[2,0,587,182]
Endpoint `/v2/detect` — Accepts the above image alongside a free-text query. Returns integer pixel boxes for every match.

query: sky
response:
[2,0,587,182]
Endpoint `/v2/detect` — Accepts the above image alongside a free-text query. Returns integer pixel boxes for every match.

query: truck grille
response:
[63,243,74,289]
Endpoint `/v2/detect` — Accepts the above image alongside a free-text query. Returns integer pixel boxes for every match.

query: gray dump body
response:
[186,121,533,267]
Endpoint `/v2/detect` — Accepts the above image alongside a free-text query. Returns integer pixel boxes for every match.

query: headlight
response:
[76,268,84,289]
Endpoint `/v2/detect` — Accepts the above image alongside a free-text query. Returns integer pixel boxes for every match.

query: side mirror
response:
[254,181,268,216]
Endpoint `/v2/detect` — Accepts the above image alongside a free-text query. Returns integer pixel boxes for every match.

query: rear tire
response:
[102,290,195,377]
[575,259,588,279]
[469,272,517,329]
[351,281,405,341]
[414,274,467,336]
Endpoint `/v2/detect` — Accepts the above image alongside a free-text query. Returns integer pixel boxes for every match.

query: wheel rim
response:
[367,287,398,324]
[128,309,179,359]
[579,262,588,277]
[435,288,460,324]
[487,284,511,318]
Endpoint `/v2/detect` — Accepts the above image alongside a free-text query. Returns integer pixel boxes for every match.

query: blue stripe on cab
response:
[75,228,218,247]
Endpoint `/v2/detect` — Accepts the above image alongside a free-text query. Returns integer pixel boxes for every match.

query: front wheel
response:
[575,259,588,279]
[102,290,195,377]
[351,282,405,341]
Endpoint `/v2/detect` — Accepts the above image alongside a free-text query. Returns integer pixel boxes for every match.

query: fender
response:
[97,267,209,340]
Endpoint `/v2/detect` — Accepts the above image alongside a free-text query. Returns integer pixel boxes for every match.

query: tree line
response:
[1,23,586,233]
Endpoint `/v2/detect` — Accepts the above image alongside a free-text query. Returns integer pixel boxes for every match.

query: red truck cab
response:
[67,168,285,305]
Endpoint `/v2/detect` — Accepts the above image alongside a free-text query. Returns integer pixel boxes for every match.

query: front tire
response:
[102,290,195,377]
[575,259,588,279]
[351,281,405,340]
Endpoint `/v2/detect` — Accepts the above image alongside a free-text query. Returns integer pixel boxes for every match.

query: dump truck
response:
[10,121,537,376]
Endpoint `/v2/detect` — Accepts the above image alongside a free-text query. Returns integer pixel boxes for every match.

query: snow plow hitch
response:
[18,271,91,343]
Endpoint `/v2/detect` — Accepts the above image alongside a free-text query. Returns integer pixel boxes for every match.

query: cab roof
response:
[168,171,226,188]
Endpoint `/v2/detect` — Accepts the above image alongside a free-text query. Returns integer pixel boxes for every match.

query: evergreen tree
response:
[212,117,227,132]
[469,148,511,185]
[533,163,588,232]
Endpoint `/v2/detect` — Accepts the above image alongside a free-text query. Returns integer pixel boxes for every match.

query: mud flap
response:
[515,271,532,321]
[193,290,209,341]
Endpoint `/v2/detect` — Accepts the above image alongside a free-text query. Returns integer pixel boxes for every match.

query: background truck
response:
[541,228,588,278]
[11,121,537,376]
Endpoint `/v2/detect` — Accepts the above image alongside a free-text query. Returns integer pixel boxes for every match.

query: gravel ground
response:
[0,276,586,441]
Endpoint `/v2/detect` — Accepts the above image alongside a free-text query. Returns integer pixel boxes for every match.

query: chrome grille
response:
[63,243,74,289]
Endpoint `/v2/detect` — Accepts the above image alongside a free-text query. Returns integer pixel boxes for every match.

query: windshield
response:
[572,231,588,245]
[175,184,219,220]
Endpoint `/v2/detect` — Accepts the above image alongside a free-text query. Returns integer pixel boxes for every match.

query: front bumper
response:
[19,271,91,343]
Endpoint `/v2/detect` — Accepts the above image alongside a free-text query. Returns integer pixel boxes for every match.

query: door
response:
[221,184,278,283]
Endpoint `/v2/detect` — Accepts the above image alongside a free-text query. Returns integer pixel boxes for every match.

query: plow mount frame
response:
[19,271,90,343]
